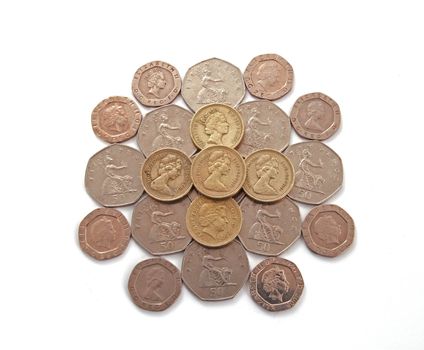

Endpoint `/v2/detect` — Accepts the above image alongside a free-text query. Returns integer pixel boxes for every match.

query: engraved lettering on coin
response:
[290,92,341,140]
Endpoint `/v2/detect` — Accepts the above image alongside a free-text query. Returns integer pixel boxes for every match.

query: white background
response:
[1,1,423,349]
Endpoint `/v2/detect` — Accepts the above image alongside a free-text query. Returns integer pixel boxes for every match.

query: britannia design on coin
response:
[244,149,294,202]
[132,61,181,107]
[284,141,343,204]
[91,96,142,143]
[79,208,131,260]
[85,144,145,207]
[182,58,245,111]
[128,258,182,311]
[190,104,244,149]
[302,204,354,257]
[244,54,293,100]
[141,148,192,201]
[290,93,341,140]
[182,240,249,301]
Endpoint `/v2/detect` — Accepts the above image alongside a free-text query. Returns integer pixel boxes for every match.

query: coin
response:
[91,96,142,143]
[181,240,249,301]
[78,208,130,260]
[191,145,246,199]
[188,187,245,204]
[301,204,354,257]
[141,148,192,202]
[181,57,245,112]
[85,144,145,207]
[137,104,196,157]
[284,141,343,204]
[250,257,304,312]
[239,196,301,256]
[244,54,293,100]
[190,103,244,149]
[131,195,192,255]
[290,92,341,140]
[132,61,181,107]
[186,195,242,247]
[236,100,291,157]
[243,149,294,202]
[128,258,182,311]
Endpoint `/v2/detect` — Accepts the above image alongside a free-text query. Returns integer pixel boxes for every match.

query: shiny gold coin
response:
[186,195,242,247]
[243,148,294,202]
[190,103,244,149]
[141,148,192,201]
[191,145,246,199]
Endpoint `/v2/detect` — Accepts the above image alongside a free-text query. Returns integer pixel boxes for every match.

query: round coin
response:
[301,204,354,257]
[131,195,192,255]
[128,258,182,312]
[85,144,145,207]
[250,257,304,312]
[191,145,246,199]
[78,208,131,260]
[91,96,142,143]
[236,100,291,157]
[284,141,343,204]
[239,196,301,256]
[186,195,242,247]
[132,61,181,107]
[190,103,244,150]
[141,148,192,202]
[244,54,293,100]
[137,104,196,157]
[181,57,245,112]
[243,149,294,202]
[290,92,341,140]
[181,240,249,301]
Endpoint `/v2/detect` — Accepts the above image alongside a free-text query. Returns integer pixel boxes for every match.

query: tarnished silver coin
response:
[137,104,196,157]
[236,100,291,157]
[85,144,145,207]
[284,141,343,205]
[181,240,249,301]
[131,195,192,255]
[239,196,301,256]
[181,58,245,112]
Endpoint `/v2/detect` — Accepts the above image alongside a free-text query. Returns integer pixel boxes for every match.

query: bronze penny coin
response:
[244,54,293,100]
[78,208,130,260]
[85,144,145,207]
[131,195,192,255]
[290,92,341,140]
[181,240,249,301]
[239,196,301,256]
[250,257,304,312]
[284,141,343,205]
[191,145,246,199]
[132,61,181,107]
[186,195,242,247]
[190,103,244,150]
[128,258,182,312]
[91,96,142,143]
[141,148,192,202]
[243,149,295,202]
[301,204,354,257]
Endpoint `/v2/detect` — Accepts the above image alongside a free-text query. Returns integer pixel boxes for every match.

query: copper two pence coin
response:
[244,54,293,100]
[290,92,341,140]
[302,204,354,257]
[132,61,181,107]
[91,96,142,143]
[250,257,304,312]
[181,240,249,301]
[78,208,131,260]
[131,195,192,255]
[128,258,182,312]
[85,144,145,207]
